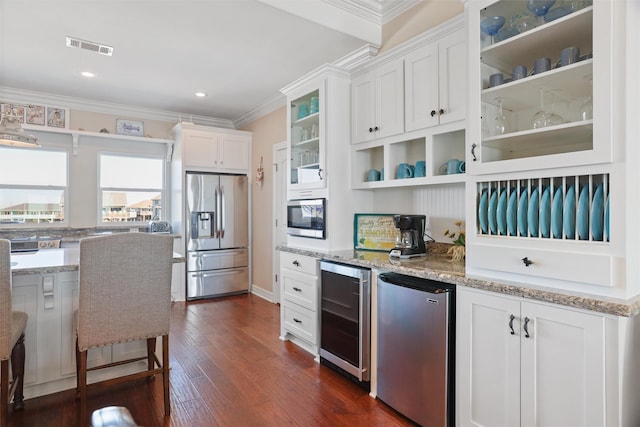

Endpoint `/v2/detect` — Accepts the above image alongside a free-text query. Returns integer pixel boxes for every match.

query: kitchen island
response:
[10,246,185,400]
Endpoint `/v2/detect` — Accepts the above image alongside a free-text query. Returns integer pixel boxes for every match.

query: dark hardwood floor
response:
[8,294,414,426]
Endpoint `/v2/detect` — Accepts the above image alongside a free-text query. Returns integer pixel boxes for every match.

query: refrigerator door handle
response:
[215,185,221,238]
[221,185,226,239]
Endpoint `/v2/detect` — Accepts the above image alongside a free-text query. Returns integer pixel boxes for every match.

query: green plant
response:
[444,221,466,246]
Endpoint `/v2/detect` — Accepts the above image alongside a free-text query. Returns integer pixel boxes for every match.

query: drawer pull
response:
[522,257,533,267]
[523,317,531,338]
[508,314,515,335]
[293,318,302,324]
[292,287,302,292]
[292,260,300,267]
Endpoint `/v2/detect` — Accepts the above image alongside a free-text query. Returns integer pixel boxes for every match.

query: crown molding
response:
[0,87,235,129]
[233,93,287,129]
[323,0,422,25]
[334,44,381,70]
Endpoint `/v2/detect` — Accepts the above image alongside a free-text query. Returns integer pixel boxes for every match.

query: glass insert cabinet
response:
[466,0,611,176]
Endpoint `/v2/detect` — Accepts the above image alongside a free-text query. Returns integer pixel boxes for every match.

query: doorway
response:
[272,141,287,304]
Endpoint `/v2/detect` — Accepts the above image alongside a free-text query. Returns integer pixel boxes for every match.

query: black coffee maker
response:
[389,214,427,258]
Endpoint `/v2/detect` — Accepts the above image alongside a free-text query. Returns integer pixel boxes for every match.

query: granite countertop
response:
[277,244,640,318]
[11,247,185,276]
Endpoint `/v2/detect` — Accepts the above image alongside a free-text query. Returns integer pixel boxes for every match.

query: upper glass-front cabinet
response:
[288,86,325,191]
[466,0,612,175]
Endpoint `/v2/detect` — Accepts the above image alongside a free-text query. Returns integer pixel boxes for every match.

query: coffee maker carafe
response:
[389,214,427,258]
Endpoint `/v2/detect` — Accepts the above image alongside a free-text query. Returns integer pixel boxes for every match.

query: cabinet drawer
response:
[282,303,317,344]
[282,270,317,311]
[280,252,318,276]
[469,244,612,286]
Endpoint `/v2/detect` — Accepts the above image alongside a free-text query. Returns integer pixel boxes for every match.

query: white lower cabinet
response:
[279,252,319,356]
[12,271,146,399]
[457,287,606,427]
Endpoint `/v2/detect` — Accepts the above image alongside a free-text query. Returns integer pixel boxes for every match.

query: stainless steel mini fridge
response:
[185,172,248,300]
[377,273,455,427]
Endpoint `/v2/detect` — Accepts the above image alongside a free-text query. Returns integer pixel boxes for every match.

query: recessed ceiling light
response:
[195,92,207,98]
[81,71,95,78]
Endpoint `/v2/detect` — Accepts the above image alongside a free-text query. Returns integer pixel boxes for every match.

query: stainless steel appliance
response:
[185,172,248,300]
[319,260,371,389]
[389,214,427,259]
[377,272,455,427]
[286,198,326,239]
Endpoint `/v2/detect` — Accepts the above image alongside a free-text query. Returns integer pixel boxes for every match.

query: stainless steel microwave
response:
[287,198,326,239]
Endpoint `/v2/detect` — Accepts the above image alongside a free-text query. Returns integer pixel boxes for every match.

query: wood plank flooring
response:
[7,294,415,427]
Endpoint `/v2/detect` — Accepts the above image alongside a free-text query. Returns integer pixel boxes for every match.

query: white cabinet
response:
[174,123,251,172]
[465,1,611,175]
[404,29,466,132]
[287,85,325,193]
[457,287,607,427]
[351,58,404,144]
[12,271,146,399]
[279,252,319,356]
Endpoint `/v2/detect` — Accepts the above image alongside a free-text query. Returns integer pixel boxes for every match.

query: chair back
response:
[0,239,10,361]
[77,233,173,352]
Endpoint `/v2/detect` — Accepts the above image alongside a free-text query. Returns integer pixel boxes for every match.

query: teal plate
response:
[577,185,590,240]
[564,185,576,239]
[552,187,563,238]
[488,191,499,234]
[528,187,539,237]
[496,190,508,235]
[591,184,604,241]
[517,188,528,236]
[507,190,518,235]
[539,186,551,238]
[478,190,489,234]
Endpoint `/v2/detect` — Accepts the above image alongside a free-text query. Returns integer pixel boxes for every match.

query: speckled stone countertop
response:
[11,247,185,276]
[278,244,640,317]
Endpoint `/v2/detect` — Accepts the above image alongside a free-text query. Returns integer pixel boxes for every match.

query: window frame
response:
[0,146,69,228]
[97,151,166,226]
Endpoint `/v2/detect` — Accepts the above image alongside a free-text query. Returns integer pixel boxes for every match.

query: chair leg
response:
[162,335,170,416]
[10,333,25,411]
[1,359,8,427]
[147,337,156,371]
[78,347,88,426]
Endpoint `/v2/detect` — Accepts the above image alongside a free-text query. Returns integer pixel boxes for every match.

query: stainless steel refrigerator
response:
[185,172,249,300]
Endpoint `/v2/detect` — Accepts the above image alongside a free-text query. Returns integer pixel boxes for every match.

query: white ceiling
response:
[0,0,419,127]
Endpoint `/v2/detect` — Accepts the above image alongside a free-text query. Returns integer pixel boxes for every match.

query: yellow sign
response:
[354,214,398,251]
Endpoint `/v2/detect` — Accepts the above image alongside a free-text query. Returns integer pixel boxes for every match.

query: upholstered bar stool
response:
[0,239,27,427]
[75,233,173,425]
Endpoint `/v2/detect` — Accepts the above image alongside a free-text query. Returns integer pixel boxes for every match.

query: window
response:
[0,146,67,225]
[99,154,164,223]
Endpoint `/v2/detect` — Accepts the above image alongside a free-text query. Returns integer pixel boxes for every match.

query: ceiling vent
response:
[65,36,113,56]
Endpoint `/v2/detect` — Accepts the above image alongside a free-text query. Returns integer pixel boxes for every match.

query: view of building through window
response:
[100,154,164,223]
[0,147,67,224]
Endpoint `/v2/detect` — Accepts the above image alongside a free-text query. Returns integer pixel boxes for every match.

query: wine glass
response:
[579,75,593,120]
[494,98,509,135]
[531,89,549,129]
[527,0,557,25]
[480,16,506,44]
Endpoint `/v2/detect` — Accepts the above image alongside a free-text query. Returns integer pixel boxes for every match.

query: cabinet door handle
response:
[292,287,302,292]
[509,314,515,335]
[293,318,302,324]
[318,168,324,179]
[523,317,531,338]
[471,143,477,161]
[522,257,533,267]
[369,127,374,133]
[292,260,300,267]
[439,108,445,115]
[430,110,437,117]
[374,126,379,131]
